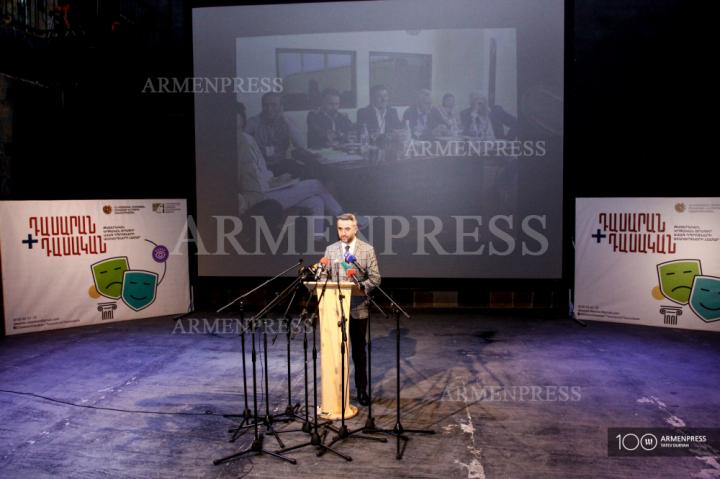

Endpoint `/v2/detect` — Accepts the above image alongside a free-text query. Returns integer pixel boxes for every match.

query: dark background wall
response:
[568,0,711,198]
[0,0,712,310]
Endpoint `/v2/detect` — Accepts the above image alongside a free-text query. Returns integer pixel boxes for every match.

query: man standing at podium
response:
[324,213,381,407]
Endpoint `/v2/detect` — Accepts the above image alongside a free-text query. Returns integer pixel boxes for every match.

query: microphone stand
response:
[334,264,350,435]
[286,268,325,434]
[275,270,352,461]
[347,258,435,460]
[224,299,253,440]
[213,261,304,467]
[346,272,389,432]
[274,274,309,426]
[298,290,315,435]
[217,261,302,314]
[256,268,310,448]
[319,264,387,457]
[216,260,301,441]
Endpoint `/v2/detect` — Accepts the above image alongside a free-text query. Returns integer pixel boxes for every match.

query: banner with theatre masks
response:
[575,198,720,332]
[0,199,190,335]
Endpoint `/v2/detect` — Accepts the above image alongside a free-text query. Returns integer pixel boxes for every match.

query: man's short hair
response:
[261,91,282,106]
[321,87,341,99]
[336,213,357,224]
[370,85,387,97]
[469,90,488,104]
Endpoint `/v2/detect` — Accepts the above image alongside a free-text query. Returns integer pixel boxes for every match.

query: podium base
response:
[319,404,358,420]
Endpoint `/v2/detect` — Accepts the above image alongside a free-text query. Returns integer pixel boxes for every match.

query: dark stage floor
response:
[1,312,719,478]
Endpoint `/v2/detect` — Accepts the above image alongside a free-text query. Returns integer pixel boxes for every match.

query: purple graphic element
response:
[152,245,169,263]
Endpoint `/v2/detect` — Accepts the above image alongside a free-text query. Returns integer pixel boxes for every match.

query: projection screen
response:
[192,0,563,277]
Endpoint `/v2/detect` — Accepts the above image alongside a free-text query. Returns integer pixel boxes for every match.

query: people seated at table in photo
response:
[356,84,402,145]
[460,91,496,141]
[428,92,461,137]
[402,88,434,140]
[306,88,355,149]
[246,91,304,176]
[237,102,345,241]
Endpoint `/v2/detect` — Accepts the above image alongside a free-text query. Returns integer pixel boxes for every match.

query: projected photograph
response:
[193,1,564,278]
[235,29,517,238]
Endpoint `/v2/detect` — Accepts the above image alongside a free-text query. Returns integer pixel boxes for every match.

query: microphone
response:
[318,256,330,279]
[319,256,330,270]
[307,256,330,279]
[344,253,367,274]
[347,268,365,290]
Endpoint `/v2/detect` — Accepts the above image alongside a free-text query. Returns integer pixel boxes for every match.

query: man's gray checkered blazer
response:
[323,239,381,319]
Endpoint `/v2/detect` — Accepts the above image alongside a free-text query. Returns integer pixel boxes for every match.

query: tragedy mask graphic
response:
[657,259,701,304]
[91,257,130,300]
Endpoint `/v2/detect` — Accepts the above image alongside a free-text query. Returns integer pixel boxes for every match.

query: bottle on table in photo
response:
[360,123,369,155]
[393,119,411,159]
[347,127,357,149]
[470,116,480,138]
[450,118,459,137]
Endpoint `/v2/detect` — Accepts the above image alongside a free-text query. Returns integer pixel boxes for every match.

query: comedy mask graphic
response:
[121,270,159,311]
[689,276,720,322]
[92,257,130,299]
[657,259,702,304]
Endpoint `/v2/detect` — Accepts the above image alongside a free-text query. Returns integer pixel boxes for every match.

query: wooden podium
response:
[305,280,361,420]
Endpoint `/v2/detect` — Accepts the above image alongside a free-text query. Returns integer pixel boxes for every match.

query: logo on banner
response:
[150,202,182,214]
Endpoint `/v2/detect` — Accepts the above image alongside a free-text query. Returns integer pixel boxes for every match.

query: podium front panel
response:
[310,281,358,420]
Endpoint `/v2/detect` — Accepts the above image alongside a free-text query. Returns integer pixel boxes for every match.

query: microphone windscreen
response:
[347,269,357,278]
[320,256,330,267]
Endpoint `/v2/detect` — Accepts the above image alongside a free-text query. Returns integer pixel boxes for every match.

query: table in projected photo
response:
[310,142,517,216]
